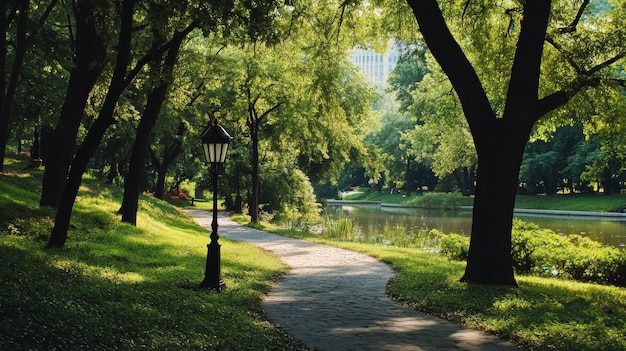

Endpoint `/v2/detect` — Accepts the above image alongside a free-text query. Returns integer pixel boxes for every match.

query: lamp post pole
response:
[200,162,224,290]
[199,119,232,290]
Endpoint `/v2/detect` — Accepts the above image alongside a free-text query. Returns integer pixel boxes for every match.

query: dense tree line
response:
[356,46,625,197]
[2,0,379,247]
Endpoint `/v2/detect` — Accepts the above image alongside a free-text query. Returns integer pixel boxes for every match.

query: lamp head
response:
[200,119,233,164]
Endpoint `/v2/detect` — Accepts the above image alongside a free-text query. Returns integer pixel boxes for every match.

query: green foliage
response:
[313,181,341,200]
[520,126,603,194]
[438,232,469,261]
[261,167,321,229]
[0,169,305,351]
[319,204,626,287]
[321,216,363,241]
[511,219,626,286]
[406,192,466,209]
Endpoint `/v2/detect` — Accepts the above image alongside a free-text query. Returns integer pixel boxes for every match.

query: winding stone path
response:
[187,210,523,351]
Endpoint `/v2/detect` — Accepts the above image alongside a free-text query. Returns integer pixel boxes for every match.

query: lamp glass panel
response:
[218,143,229,163]
[203,144,210,163]
[210,144,218,163]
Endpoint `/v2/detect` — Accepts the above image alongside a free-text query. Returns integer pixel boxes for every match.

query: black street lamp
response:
[199,118,232,290]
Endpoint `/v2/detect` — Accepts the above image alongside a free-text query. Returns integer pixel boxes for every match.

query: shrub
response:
[510,219,626,286]
[438,232,469,260]
[261,168,320,229]
[407,192,465,209]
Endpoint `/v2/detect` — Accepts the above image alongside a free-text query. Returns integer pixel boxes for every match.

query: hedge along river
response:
[324,203,626,249]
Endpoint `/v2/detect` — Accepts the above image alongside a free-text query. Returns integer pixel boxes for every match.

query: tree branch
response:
[258,102,283,123]
[405,0,494,139]
[557,0,589,34]
[586,53,626,75]
[545,35,584,74]
[537,75,601,117]
[122,21,198,90]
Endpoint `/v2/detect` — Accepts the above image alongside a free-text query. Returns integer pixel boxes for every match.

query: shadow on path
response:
[186,210,524,351]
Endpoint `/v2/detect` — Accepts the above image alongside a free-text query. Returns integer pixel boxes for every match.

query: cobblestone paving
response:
[187,210,524,351]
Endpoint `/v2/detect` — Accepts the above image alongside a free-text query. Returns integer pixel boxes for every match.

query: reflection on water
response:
[324,204,626,249]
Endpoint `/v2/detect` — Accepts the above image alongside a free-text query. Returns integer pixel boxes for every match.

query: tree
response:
[1,0,58,173]
[47,0,137,247]
[39,0,106,207]
[387,44,429,112]
[218,0,378,223]
[366,98,417,193]
[400,0,625,285]
[119,3,195,225]
[398,70,477,196]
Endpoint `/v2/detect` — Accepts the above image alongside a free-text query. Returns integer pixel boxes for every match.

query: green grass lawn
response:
[3,157,625,351]
[238,216,626,351]
[0,164,305,351]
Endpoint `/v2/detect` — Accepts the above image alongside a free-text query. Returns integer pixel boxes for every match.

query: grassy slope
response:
[0,161,305,351]
[240,217,626,351]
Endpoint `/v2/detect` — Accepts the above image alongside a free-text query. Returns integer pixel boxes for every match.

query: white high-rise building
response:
[349,42,401,84]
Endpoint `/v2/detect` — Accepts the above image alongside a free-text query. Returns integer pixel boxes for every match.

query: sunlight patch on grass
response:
[492,296,533,310]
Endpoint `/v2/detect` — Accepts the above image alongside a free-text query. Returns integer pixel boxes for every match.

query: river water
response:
[324,204,626,249]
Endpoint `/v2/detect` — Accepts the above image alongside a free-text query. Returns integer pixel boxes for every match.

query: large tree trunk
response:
[460,132,529,285]
[40,0,106,207]
[119,83,164,225]
[120,31,183,225]
[47,112,116,247]
[47,0,137,248]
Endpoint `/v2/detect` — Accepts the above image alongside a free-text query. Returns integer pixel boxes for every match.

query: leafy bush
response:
[510,219,626,286]
[434,218,626,287]
[438,232,469,260]
[260,168,321,229]
[407,192,465,209]
[317,211,626,287]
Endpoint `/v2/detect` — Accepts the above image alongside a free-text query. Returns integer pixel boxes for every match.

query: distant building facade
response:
[348,42,401,84]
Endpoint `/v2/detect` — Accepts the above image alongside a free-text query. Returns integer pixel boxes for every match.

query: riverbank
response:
[332,191,626,218]
[327,199,626,219]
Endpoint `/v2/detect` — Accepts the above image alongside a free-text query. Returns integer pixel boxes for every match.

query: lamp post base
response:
[199,278,226,291]
[199,241,225,291]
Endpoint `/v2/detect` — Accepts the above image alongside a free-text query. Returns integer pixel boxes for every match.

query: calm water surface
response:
[325,204,626,249]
